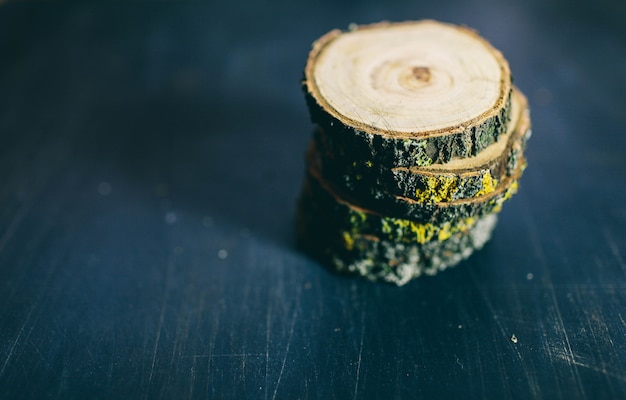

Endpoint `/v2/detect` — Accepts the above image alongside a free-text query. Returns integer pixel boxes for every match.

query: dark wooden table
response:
[1,1,625,398]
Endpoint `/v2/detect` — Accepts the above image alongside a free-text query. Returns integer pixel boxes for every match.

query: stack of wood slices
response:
[296,20,531,285]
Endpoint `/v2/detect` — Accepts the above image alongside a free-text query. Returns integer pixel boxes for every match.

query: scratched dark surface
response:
[1,1,625,399]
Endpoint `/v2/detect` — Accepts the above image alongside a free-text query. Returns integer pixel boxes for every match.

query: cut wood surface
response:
[304,20,513,166]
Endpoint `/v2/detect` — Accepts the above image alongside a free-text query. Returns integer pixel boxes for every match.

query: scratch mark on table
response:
[524,208,587,399]
[147,295,166,390]
[553,350,626,383]
[86,345,96,365]
[0,201,31,256]
[468,268,539,396]
[616,309,626,331]
[264,301,273,400]
[146,257,174,395]
[576,289,618,393]
[191,353,265,359]
[241,350,247,386]
[204,299,219,397]
[30,339,51,371]
[353,310,365,400]
[0,255,55,378]
[271,286,300,400]
[476,346,486,395]
[603,227,626,274]
[1,313,32,377]
[57,360,70,398]
[106,338,116,387]
[545,260,587,398]
[189,355,197,400]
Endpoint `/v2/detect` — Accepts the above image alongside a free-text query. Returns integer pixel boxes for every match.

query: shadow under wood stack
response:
[296,20,532,286]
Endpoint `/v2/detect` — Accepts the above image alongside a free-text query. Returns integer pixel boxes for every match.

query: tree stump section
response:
[297,20,531,285]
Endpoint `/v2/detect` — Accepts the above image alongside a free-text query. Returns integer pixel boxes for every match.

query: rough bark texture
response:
[299,169,498,244]
[306,136,527,224]
[305,90,511,167]
[296,194,498,286]
[308,108,530,203]
[311,95,530,205]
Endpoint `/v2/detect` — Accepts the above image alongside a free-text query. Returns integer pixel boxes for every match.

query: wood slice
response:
[304,20,513,166]
[304,148,525,225]
[297,172,485,245]
[314,88,530,204]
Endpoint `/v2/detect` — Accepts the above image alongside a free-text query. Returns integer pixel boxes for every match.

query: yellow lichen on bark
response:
[414,175,459,203]
[475,172,498,197]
